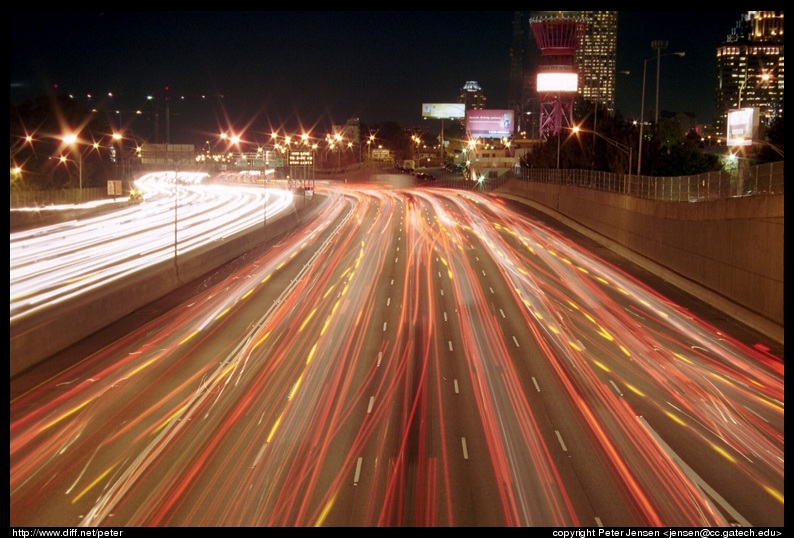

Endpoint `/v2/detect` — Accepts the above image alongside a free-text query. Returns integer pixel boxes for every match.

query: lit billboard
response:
[536,72,578,92]
[466,109,514,138]
[726,108,759,147]
[422,103,466,119]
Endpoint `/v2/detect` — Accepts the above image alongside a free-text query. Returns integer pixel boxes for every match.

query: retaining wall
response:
[10,194,330,378]
[496,180,784,345]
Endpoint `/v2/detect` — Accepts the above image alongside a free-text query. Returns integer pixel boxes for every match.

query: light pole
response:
[652,40,667,125]
[738,72,771,108]
[262,148,268,235]
[173,167,179,269]
[637,45,685,176]
[556,131,561,170]
[112,131,130,196]
[333,133,343,171]
[62,134,83,201]
[572,126,633,192]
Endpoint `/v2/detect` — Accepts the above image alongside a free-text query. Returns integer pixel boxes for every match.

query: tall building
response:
[715,11,784,138]
[575,11,619,114]
[459,81,487,113]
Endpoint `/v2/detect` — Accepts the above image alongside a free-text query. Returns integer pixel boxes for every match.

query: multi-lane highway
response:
[10,174,784,527]
[10,172,296,324]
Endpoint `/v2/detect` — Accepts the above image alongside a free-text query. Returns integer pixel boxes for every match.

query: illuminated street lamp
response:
[637,43,685,176]
[737,71,772,109]
[572,125,632,192]
[111,132,129,193]
[367,134,375,161]
[334,133,343,169]
[62,133,83,200]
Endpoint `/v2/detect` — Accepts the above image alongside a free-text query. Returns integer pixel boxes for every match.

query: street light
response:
[332,133,343,170]
[637,44,685,176]
[737,71,772,109]
[367,134,375,161]
[572,125,633,192]
[112,132,129,195]
[557,131,561,170]
[62,133,83,201]
[555,129,573,171]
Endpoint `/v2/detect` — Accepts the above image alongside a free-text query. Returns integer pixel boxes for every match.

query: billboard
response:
[726,108,759,147]
[466,109,514,138]
[537,72,578,92]
[422,103,466,119]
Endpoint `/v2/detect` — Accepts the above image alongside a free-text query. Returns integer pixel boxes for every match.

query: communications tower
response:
[529,12,588,140]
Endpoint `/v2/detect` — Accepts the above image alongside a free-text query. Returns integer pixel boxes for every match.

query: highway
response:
[10,171,295,324]
[9,174,784,527]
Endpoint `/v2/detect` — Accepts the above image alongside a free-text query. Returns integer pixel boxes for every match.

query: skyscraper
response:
[715,11,784,138]
[575,11,619,114]
[459,81,487,113]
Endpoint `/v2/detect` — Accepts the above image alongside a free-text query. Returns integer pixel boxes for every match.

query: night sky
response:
[10,11,744,144]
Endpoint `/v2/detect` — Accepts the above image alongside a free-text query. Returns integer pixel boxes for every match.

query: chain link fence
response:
[509,161,783,201]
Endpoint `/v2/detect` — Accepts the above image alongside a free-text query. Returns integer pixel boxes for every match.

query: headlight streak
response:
[9,185,783,527]
[451,192,783,522]
[11,173,297,324]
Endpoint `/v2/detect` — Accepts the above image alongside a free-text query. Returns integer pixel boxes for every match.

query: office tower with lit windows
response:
[459,80,487,113]
[715,11,784,138]
[575,11,619,114]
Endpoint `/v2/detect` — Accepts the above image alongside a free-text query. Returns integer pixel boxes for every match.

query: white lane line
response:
[610,380,623,397]
[638,415,751,527]
[251,443,268,468]
[353,457,363,485]
[532,377,540,392]
[555,430,568,452]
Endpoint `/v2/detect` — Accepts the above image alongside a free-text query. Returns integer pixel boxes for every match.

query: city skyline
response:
[11,11,744,143]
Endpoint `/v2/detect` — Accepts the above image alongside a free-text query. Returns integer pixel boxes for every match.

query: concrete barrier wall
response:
[10,195,330,378]
[496,180,784,344]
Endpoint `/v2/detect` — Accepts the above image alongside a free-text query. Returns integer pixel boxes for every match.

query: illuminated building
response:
[715,11,784,138]
[459,80,487,114]
[575,11,619,114]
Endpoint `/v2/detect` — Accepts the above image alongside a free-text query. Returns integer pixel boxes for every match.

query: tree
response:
[756,114,785,163]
